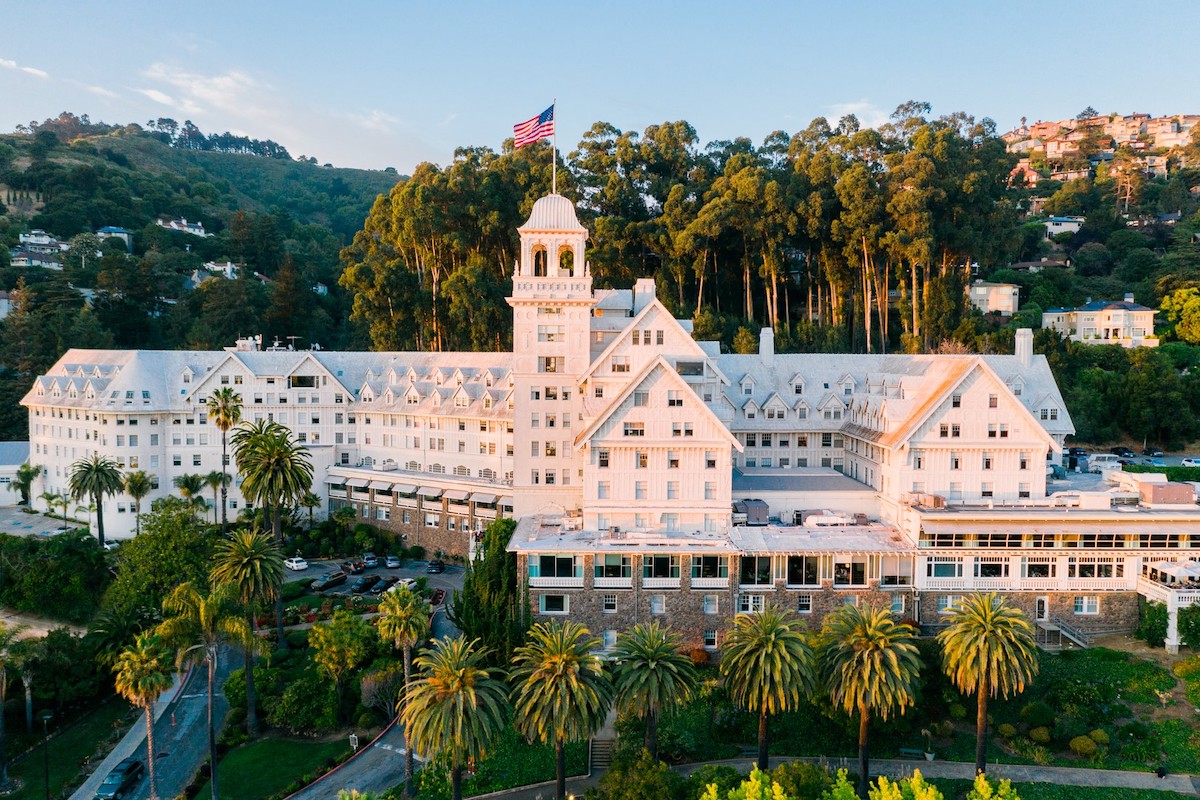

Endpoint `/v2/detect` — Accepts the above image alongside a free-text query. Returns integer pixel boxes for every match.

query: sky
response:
[3,1,1198,173]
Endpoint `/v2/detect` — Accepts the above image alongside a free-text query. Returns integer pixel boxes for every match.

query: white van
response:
[1087,454,1123,473]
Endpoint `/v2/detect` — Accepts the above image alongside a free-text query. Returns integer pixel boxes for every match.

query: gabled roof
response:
[579,297,713,384]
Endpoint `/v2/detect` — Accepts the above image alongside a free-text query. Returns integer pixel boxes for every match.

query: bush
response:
[1175,657,1200,680]
[1009,736,1053,765]
[997,723,1017,739]
[769,761,832,799]
[1089,728,1110,745]
[286,630,310,649]
[281,581,311,602]
[935,720,955,738]
[689,648,710,665]
[357,711,376,729]
[1029,726,1051,744]
[224,669,247,712]
[1137,600,1168,648]
[948,703,967,720]
[1069,735,1098,756]
[1054,715,1089,745]
[1020,700,1056,729]
[684,765,743,800]
[406,546,426,560]
[266,672,338,735]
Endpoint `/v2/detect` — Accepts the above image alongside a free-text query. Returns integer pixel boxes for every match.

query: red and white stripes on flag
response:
[513,105,555,148]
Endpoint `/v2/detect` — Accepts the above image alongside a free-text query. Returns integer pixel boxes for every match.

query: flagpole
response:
[551,98,557,194]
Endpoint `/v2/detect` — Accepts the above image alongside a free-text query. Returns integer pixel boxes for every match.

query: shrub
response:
[684,765,743,800]
[1069,735,1097,756]
[223,669,247,712]
[769,761,832,799]
[997,723,1017,739]
[281,581,311,602]
[689,648,710,665]
[1054,716,1088,744]
[1137,600,1168,648]
[936,720,955,738]
[949,703,967,720]
[1029,726,1051,744]
[266,672,338,735]
[1009,737,1053,765]
[286,630,310,649]
[357,711,377,729]
[406,546,426,560]
[1173,657,1200,680]
[1089,728,1110,745]
[1020,700,1056,729]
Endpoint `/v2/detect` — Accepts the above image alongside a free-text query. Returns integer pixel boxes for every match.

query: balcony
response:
[691,577,730,590]
[642,577,681,590]
[529,576,584,589]
[594,576,633,589]
[1066,578,1132,592]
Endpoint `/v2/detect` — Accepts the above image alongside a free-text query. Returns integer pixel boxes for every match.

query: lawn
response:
[197,736,350,800]
[7,697,134,799]
[931,779,1193,800]
[404,728,588,799]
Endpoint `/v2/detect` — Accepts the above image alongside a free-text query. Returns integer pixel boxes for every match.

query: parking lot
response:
[0,507,88,538]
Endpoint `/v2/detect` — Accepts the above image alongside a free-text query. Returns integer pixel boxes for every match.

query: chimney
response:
[759,328,775,365]
[1015,328,1033,366]
[632,278,656,315]
[1124,293,1135,303]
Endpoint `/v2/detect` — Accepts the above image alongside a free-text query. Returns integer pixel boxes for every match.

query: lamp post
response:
[40,710,52,800]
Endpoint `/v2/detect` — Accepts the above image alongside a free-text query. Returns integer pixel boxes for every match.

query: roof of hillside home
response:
[1075,299,1154,312]
[0,442,30,467]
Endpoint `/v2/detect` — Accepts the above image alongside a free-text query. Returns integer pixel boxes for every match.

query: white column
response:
[1167,603,1181,655]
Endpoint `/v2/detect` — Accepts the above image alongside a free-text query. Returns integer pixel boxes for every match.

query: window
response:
[1019,483,1031,499]
[704,482,715,500]
[602,594,617,613]
[612,356,630,373]
[951,424,961,438]
[595,554,632,578]
[927,557,963,578]
[539,357,563,373]
[635,481,647,499]
[739,556,772,586]
[1074,596,1100,615]
[636,451,648,468]
[533,555,581,578]
[981,483,993,497]
[786,556,819,586]
[833,557,868,586]
[643,555,680,578]
[939,424,949,438]
[988,394,998,409]
[890,594,906,615]
[539,595,568,615]
[598,449,609,468]
[650,595,666,615]
[974,559,1010,578]
[952,394,961,408]
[982,453,993,470]
[667,390,683,407]
[1022,558,1056,579]
[634,391,649,407]
[706,451,717,469]
[988,424,997,438]
[913,451,924,470]
[667,482,679,499]
[703,595,719,615]
[667,451,680,469]
[822,433,833,447]
[703,630,718,649]
[597,482,610,499]
[937,595,962,614]
[1000,424,1009,438]
[796,594,812,614]
[739,595,765,614]
[691,555,728,579]
[623,423,645,437]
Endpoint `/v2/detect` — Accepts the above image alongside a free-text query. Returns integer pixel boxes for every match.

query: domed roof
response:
[519,193,586,232]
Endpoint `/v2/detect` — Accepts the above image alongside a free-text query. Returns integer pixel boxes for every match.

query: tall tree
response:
[447,519,528,665]
[11,463,40,508]
[158,582,256,800]
[378,588,433,798]
[113,632,174,800]
[204,471,229,526]
[209,529,283,737]
[719,604,815,770]
[819,605,922,799]
[173,473,206,509]
[309,611,376,716]
[0,622,27,788]
[611,621,699,760]
[68,454,123,548]
[123,470,152,535]
[938,593,1039,776]
[402,636,510,800]
[207,387,243,532]
[511,621,613,800]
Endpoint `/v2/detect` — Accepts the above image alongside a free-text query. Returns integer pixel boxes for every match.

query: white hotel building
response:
[23,194,1200,651]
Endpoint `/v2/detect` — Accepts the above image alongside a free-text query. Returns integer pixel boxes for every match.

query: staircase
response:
[589,738,616,772]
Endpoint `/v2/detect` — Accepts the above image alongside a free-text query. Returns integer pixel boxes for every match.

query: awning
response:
[368,481,393,491]
[418,486,443,499]
[499,496,513,509]
[346,477,371,489]
[393,484,418,495]
[470,492,498,505]
[324,476,347,486]
[444,489,471,502]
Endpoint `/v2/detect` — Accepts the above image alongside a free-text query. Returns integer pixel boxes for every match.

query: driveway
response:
[0,507,86,538]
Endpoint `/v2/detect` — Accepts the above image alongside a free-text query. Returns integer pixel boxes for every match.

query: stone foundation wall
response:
[334,498,495,558]
[915,591,1140,633]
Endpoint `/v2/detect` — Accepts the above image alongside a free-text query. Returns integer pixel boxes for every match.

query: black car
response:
[426,559,445,574]
[1143,446,1164,457]
[350,575,375,594]
[311,570,347,591]
[369,575,399,595]
[1110,446,1135,458]
[94,757,144,800]
[1067,446,1088,457]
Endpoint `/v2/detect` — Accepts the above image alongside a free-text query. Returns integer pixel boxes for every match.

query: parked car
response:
[350,576,375,594]
[363,552,379,569]
[1143,457,1167,467]
[1143,446,1165,457]
[426,559,445,574]
[1088,454,1123,473]
[387,578,418,594]
[94,757,144,800]
[384,554,403,569]
[1067,446,1089,457]
[1182,457,1200,468]
[311,571,347,591]
[431,588,447,606]
[370,575,399,595]
[1118,458,1137,466]
[283,557,309,571]
[341,559,365,575]
[1110,446,1135,458]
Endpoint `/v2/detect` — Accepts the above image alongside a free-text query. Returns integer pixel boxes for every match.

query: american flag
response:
[513,105,555,148]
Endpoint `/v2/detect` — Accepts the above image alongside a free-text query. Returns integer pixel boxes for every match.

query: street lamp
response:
[40,710,52,800]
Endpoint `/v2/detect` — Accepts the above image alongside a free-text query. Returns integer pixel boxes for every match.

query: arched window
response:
[558,246,574,277]
[532,246,548,277]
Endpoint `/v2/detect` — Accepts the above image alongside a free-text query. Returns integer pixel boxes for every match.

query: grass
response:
[7,697,134,800]
[931,779,1194,800]
[196,736,349,800]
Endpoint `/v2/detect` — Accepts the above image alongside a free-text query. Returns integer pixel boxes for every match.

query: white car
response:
[1183,458,1200,468]
[284,557,309,571]
[386,578,418,594]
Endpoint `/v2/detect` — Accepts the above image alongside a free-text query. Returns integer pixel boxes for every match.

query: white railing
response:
[785,583,823,591]
[529,576,584,589]
[1066,578,1134,592]
[1017,578,1061,591]
[328,489,346,499]
[692,577,730,589]
[738,583,776,592]
[642,577,681,590]
[594,577,633,589]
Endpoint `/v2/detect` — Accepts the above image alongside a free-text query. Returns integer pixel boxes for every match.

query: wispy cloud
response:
[0,56,49,79]
[136,87,181,108]
[86,85,119,99]
[828,99,889,129]
[345,109,401,134]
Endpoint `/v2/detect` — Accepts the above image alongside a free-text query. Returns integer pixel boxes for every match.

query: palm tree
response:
[38,491,59,517]
[204,471,229,526]
[511,621,612,800]
[68,454,123,548]
[819,604,922,799]
[113,632,174,800]
[11,462,40,507]
[939,593,1039,776]
[9,638,41,733]
[402,636,509,800]
[611,621,699,761]
[719,604,815,771]
[174,473,205,505]
[377,588,432,798]
[0,622,28,788]
[299,491,322,529]
[158,582,256,800]
[74,501,96,529]
[208,388,242,532]
[210,529,283,736]
[88,605,154,668]
[232,420,313,645]
[124,471,153,535]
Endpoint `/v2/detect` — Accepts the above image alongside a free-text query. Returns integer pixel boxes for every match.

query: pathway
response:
[288,723,413,800]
